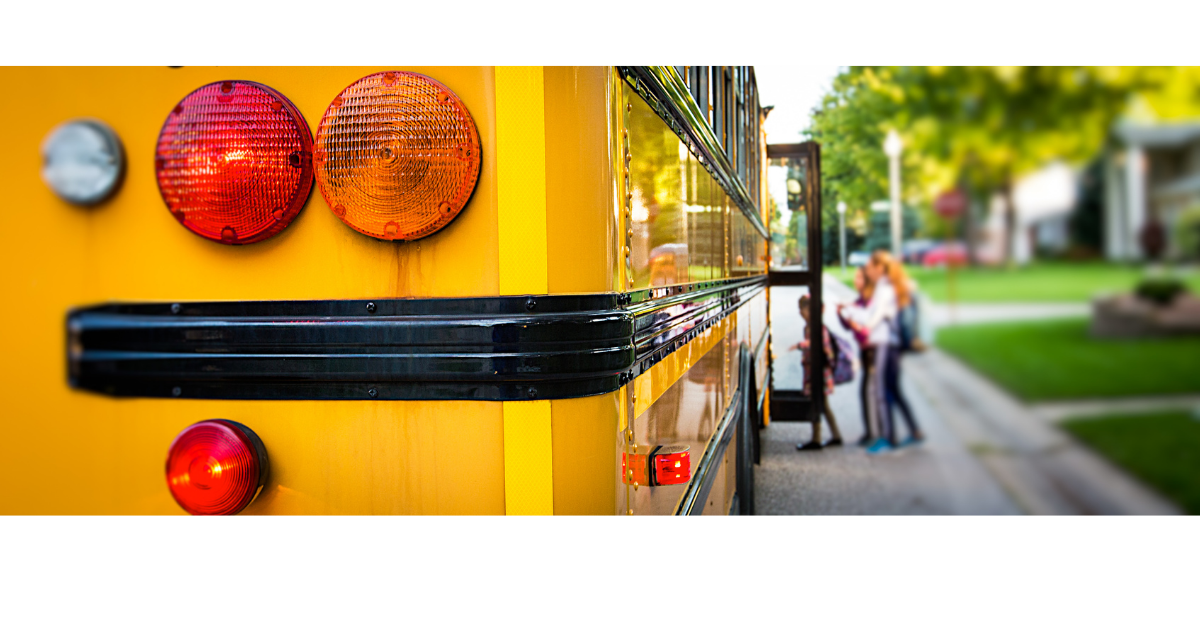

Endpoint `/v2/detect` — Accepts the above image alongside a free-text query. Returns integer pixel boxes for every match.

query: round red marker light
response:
[156,81,314,245]
[314,71,481,241]
[165,420,268,516]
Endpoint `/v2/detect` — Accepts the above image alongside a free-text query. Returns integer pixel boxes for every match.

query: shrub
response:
[1135,277,1188,306]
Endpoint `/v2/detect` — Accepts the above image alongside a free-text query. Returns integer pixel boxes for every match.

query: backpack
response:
[829,330,855,386]
[898,302,919,353]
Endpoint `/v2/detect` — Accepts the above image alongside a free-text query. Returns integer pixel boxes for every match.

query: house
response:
[1104,122,1200,261]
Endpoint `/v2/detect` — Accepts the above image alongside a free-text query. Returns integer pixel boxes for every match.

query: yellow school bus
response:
[0,66,823,515]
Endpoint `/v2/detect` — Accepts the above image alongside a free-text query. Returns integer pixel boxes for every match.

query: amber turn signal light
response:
[314,71,481,241]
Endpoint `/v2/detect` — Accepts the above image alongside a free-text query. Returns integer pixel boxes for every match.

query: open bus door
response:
[765,141,825,430]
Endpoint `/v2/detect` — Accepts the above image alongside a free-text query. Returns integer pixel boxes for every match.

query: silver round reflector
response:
[41,119,125,206]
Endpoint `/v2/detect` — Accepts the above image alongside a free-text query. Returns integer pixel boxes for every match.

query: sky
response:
[754,65,843,143]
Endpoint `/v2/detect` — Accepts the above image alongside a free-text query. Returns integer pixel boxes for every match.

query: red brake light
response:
[650,446,691,486]
[313,71,481,241]
[165,419,268,516]
[155,81,314,245]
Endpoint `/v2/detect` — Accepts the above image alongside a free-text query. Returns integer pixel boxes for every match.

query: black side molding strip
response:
[68,276,767,401]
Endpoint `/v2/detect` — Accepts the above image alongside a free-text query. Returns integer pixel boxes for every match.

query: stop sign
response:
[935,189,967,218]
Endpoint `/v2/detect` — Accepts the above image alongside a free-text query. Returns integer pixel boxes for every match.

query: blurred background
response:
[754,66,1200,516]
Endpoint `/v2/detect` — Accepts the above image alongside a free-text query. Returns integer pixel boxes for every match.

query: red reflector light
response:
[314,71,481,241]
[165,420,268,516]
[156,81,314,245]
[650,446,691,486]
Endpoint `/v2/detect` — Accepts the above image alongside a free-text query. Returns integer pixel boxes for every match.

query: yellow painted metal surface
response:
[502,400,554,515]
[495,66,548,296]
[0,67,508,515]
[633,315,733,419]
[544,66,616,295]
[551,391,619,515]
[625,320,731,516]
[0,66,768,515]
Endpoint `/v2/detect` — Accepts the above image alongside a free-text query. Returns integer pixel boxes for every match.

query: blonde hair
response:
[870,250,910,309]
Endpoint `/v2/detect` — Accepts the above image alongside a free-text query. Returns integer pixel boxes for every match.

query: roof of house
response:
[1116,122,1200,148]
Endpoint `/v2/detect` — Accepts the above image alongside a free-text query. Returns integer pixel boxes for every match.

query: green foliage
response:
[937,318,1200,401]
[1175,204,1200,261]
[1064,411,1200,514]
[806,67,1179,261]
[1135,277,1189,306]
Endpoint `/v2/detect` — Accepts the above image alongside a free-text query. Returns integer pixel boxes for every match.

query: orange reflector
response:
[313,71,482,241]
[621,452,648,486]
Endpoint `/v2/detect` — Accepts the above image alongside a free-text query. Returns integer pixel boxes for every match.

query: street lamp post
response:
[836,200,847,271]
[884,130,903,260]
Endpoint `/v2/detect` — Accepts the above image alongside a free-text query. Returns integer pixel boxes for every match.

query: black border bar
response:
[68,276,767,401]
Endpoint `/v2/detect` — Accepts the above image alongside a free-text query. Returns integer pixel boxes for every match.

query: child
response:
[791,295,843,450]
[837,266,878,446]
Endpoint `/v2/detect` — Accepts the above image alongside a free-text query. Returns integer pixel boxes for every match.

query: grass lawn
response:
[830,262,1200,304]
[937,318,1200,401]
[1063,410,1200,514]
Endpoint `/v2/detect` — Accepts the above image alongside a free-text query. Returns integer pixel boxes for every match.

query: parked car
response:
[901,239,937,264]
[922,242,968,267]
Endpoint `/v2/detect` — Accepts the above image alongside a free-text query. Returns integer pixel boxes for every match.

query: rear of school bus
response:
[0,66,769,515]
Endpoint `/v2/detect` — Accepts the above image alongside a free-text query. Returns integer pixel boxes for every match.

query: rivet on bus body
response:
[170,303,181,314]
[525,297,536,311]
[527,387,538,399]
[367,388,378,398]
[626,103,632,113]
[366,302,376,313]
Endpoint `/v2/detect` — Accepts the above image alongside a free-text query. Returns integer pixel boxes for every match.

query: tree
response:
[808,67,1164,265]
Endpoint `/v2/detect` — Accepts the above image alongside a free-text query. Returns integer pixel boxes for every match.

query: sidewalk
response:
[905,349,1181,515]
[754,275,1181,515]
[930,303,1089,327]
[755,282,1020,515]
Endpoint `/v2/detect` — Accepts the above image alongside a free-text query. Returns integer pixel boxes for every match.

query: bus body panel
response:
[0,66,766,515]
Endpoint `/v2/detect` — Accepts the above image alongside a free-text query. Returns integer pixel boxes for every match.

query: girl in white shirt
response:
[837,257,898,453]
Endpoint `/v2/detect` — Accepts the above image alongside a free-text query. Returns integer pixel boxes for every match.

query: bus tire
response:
[736,345,756,515]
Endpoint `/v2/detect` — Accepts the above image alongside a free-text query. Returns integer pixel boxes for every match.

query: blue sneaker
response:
[865,439,892,455]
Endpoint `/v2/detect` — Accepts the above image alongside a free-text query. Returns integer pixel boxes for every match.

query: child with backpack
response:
[791,294,844,450]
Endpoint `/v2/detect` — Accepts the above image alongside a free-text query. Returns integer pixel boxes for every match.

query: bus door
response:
[765,141,824,427]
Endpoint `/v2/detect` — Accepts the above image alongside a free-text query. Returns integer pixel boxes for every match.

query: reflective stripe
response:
[495,66,548,296]
[503,400,554,515]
